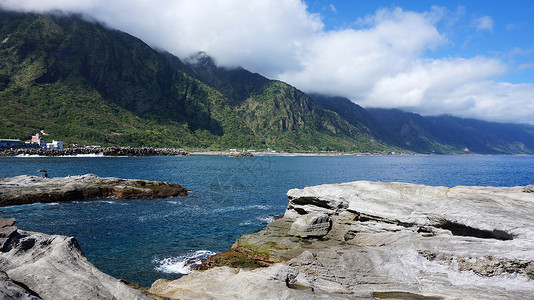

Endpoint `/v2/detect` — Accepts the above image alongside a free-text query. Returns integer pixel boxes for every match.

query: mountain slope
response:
[2,11,533,154]
[1,12,386,151]
[367,108,534,154]
[0,11,253,147]
[311,94,534,154]
[184,52,388,151]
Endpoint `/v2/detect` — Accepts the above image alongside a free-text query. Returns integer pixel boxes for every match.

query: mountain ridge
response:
[1,11,534,154]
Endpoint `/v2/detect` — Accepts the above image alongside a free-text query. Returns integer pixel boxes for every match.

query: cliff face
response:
[0,218,150,300]
[150,181,534,299]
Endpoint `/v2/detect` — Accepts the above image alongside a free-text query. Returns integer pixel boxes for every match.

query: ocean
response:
[1,154,533,286]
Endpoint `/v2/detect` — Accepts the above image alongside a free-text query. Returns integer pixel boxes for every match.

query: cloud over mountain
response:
[1,0,533,123]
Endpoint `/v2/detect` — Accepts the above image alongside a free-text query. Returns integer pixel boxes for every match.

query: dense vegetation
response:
[310,94,534,154]
[1,11,533,154]
[0,12,386,152]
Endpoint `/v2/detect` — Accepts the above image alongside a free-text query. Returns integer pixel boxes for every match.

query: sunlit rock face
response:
[0,219,150,300]
[150,181,534,300]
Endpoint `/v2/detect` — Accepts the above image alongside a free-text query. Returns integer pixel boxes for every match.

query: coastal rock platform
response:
[0,174,188,207]
[150,181,534,299]
[0,218,150,300]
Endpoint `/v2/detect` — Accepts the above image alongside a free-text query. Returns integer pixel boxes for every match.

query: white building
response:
[46,140,64,149]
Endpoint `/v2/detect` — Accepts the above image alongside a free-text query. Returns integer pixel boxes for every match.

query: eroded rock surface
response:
[150,181,534,299]
[0,174,188,207]
[0,219,150,300]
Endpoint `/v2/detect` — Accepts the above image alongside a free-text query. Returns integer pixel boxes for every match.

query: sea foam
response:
[154,250,216,274]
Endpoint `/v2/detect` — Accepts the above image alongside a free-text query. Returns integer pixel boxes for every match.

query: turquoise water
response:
[0,154,533,286]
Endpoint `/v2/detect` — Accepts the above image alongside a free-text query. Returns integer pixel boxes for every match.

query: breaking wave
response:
[154,250,216,275]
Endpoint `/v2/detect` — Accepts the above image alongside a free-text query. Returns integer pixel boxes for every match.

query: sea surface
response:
[1,154,533,286]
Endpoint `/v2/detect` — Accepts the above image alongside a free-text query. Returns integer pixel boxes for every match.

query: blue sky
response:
[1,0,534,123]
[307,0,534,84]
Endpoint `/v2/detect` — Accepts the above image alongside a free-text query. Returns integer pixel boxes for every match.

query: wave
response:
[239,214,276,226]
[16,154,44,157]
[258,215,275,223]
[72,153,105,157]
[154,250,216,275]
[211,204,271,213]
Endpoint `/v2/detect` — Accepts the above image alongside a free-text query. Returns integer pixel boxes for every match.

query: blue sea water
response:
[0,154,533,286]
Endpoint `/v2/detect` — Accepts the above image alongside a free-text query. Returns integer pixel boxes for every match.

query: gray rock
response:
[0,218,17,251]
[0,174,188,207]
[288,213,331,238]
[0,224,150,300]
[0,271,41,300]
[150,181,534,299]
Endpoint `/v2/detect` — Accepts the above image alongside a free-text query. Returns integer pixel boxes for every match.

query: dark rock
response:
[0,174,188,207]
[0,218,17,252]
[0,147,189,157]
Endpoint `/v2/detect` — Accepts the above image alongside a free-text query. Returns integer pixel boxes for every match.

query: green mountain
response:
[309,93,534,154]
[0,11,386,152]
[1,11,533,154]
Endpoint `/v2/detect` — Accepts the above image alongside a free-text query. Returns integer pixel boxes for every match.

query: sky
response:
[1,0,534,124]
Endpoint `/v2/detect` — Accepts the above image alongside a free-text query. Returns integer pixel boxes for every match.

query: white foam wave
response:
[72,153,105,157]
[212,204,271,213]
[239,220,253,226]
[239,215,276,226]
[16,154,43,157]
[154,250,216,275]
[258,215,275,223]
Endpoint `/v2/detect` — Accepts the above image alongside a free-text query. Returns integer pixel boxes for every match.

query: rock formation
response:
[0,174,188,207]
[0,218,150,300]
[149,181,534,299]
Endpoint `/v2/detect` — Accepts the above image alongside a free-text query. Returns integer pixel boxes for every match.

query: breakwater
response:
[0,147,188,157]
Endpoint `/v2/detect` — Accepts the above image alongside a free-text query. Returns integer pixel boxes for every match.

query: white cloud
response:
[0,1,533,123]
[329,4,337,13]
[518,62,534,71]
[474,16,494,32]
[0,0,322,77]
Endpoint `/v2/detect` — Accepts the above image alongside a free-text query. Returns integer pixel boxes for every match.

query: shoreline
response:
[0,147,189,157]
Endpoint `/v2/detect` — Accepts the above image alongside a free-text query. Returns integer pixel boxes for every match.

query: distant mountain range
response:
[1,11,534,154]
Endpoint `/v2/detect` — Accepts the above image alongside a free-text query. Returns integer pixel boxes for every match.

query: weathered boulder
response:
[0,174,188,207]
[150,181,534,299]
[0,218,150,300]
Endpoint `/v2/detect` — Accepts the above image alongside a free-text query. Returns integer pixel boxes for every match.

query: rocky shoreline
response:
[2,180,534,299]
[0,147,188,157]
[150,181,534,299]
[0,174,188,207]
[0,218,151,300]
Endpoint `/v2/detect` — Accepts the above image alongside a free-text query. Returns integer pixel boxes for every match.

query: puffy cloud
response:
[279,7,446,100]
[1,1,533,123]
[0,0,322,77]
[473,16,494,32]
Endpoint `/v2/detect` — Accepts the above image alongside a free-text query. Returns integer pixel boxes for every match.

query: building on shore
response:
[0,139,22,149]
[46,140,64,149]
[0,133,64,150]
[31,133,46,148]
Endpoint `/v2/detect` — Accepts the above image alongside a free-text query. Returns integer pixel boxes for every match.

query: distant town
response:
[0,131,64,150]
